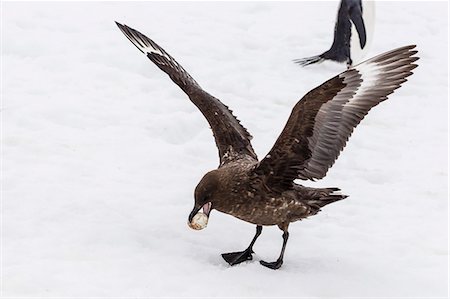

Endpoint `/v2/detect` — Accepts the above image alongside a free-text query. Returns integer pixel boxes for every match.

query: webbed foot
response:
[260,259,283,270]
[221,248,254,266]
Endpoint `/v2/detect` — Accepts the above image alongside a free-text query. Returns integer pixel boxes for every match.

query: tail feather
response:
[293,54,325,67]
[312,189,348,208]
[296,186,348,210]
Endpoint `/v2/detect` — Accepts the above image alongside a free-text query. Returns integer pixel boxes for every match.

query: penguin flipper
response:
[349,6,367,48]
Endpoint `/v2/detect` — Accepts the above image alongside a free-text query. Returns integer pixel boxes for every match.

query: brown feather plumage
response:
[116,22,418,269]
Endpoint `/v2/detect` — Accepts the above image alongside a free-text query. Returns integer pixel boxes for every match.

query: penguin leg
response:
[260,223,289,270]
[222,225,262,266]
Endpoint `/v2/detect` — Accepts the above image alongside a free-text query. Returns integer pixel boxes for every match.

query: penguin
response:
[295,0,375,67]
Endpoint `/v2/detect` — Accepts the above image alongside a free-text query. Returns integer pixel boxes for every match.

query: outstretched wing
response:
[116,22,257,165]
[256,45,419,193]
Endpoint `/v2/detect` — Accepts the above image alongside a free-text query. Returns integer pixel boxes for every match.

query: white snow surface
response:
[2,1,448,297]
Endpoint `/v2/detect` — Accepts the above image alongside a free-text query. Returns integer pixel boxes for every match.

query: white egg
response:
[188,212,208,230]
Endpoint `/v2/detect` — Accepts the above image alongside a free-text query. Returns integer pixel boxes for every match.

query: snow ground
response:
[1,1,448,297]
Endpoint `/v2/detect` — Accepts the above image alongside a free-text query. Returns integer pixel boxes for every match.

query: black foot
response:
[221,248,254,266]
[260,259,283,270]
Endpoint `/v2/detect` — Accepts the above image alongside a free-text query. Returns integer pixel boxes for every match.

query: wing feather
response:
[116,22,257,164]
[256,45,419,192]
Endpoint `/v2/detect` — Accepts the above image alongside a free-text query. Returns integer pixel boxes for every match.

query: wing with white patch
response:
[116,22,257,164]
[256,45,419,192]
[116,22,199,90]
